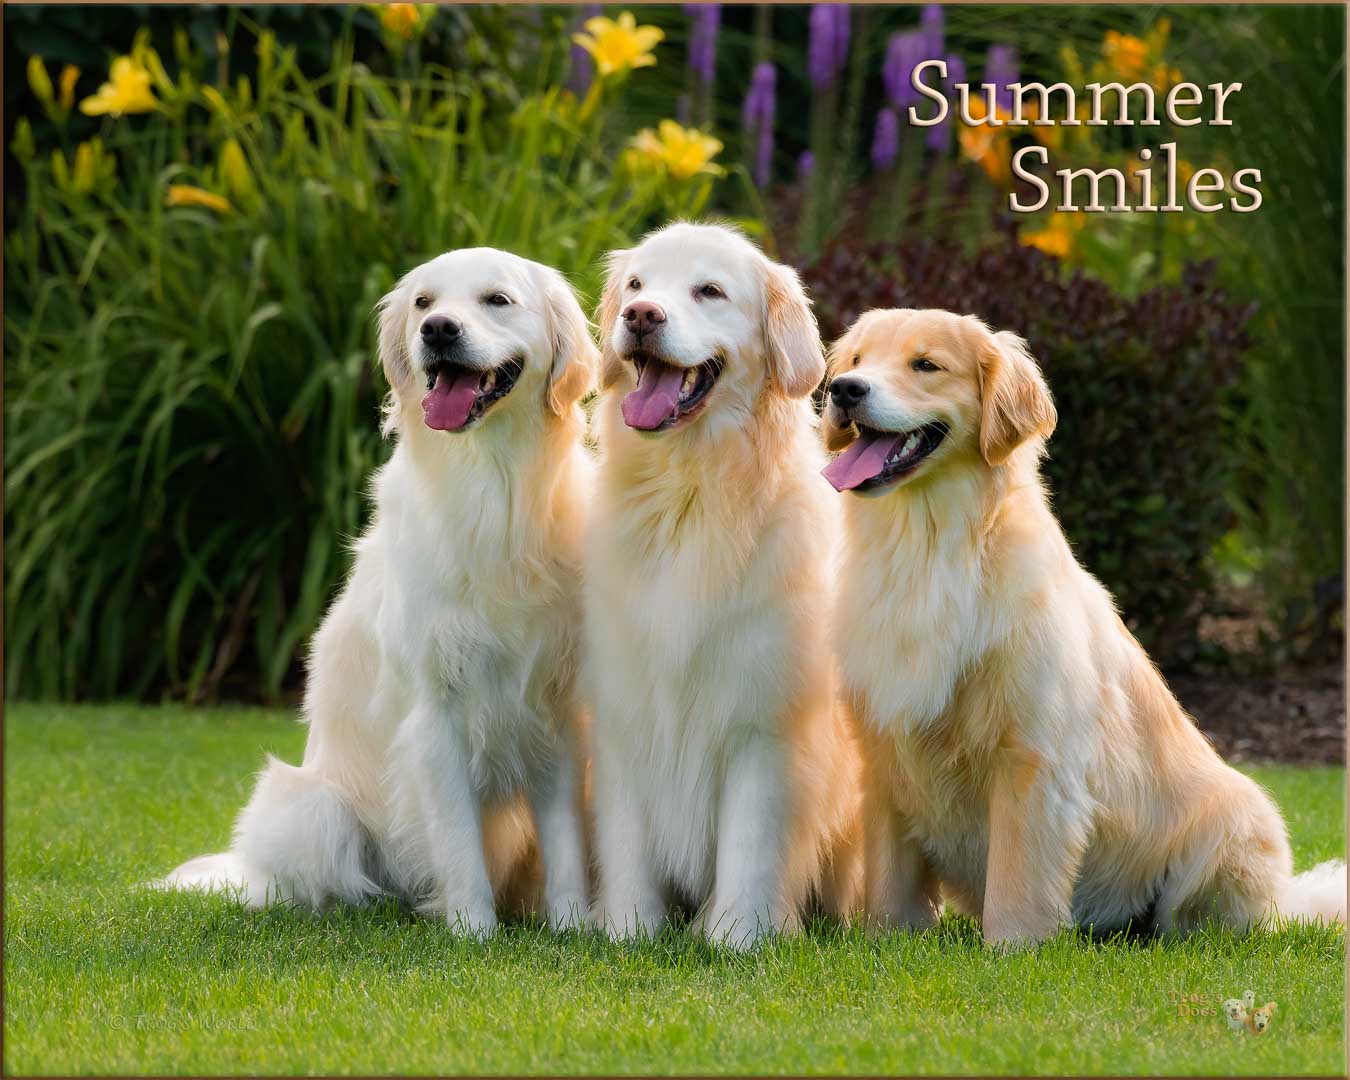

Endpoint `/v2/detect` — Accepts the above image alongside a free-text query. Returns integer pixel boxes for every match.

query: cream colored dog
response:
[585,223,862,946]
[822,307,1345,944]
[165,248,597,933]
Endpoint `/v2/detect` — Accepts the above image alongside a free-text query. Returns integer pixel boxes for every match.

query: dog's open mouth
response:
[620,353,723,432]
[420,357,523,432]
[822,422,947,492]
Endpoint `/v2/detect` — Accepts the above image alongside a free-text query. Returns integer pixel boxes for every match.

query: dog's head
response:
[377,248,597,434]
[1222,999,1247,1023]
[597,222,824,436]
[820,308,1056,494]
[1250,1002,1276,1034]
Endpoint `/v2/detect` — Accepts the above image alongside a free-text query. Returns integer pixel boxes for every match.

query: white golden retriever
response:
[822,307,1346,943]
[585,223,863,946]
[165,248,598,932]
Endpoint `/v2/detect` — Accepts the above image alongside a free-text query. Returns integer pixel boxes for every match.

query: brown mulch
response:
[1172,662,1346,764]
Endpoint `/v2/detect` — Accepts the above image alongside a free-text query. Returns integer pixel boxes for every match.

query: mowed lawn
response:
[4,704,1345,1076]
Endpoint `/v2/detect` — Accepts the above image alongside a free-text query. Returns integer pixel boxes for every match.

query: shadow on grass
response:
[135,884,1344,984]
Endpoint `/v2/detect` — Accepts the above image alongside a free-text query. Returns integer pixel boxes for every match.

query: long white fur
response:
[163,248,599,932]
[585,223,863,948]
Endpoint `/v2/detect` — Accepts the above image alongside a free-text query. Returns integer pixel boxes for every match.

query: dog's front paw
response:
[701,906,793,950]
[982,920,1056,951]
[445,904,498,938]
[593,902,664,942]
[545,894,589,932]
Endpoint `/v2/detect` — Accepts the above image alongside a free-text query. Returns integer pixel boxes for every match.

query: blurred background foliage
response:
[4,3,1344,701]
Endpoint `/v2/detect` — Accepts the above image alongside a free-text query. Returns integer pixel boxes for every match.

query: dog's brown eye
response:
[697,283,724,300]
[485,293,512,307]
[911,357,940,372]
[414,295,431,309]
[627,277,642,291]
[852,355,861,367]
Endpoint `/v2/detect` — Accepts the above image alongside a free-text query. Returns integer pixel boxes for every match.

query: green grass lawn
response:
[4,704,1345,1076]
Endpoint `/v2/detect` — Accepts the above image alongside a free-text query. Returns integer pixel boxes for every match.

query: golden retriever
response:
[821,307,1345,943]
[584,223,862,946]
[165,248,598,932]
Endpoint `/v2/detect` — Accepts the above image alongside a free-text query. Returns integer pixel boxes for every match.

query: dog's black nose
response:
[622,300,666,336]
[420,314,463,350]
[829,376,870,409]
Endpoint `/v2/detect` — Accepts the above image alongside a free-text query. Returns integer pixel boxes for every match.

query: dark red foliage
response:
[797,234,1257,668]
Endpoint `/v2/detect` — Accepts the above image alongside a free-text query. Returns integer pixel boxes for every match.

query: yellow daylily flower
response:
[1020,212,1086,259]
[656,120,723,180]
[1150,62,1183,93]
[59,65,80,112]
[957,96,1016,185]
[375,4,429,41]
[573,12,663,77]
[623,127,666,173]
[28,56,54,107]
[1102,31,1149,81]
[165,184,234,214]
[627,121,723,181]
[80,55,158,117]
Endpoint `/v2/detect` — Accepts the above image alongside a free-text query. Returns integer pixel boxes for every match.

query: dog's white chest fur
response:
[373,464,575,800]
[587,513,796,895]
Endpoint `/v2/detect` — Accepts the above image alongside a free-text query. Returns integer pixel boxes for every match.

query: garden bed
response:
[1178,662,1345,766]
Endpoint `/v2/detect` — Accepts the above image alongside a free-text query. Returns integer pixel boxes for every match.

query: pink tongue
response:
[421,369,482,431]
[621,361,686,431]
[822,431,903,491]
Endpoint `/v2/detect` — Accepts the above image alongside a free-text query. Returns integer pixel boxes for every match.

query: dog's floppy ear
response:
[762,259,825,398]
[543,268,599,416]
[376,276,413,395]
[596,249,631,391]
[977,325,1056,466]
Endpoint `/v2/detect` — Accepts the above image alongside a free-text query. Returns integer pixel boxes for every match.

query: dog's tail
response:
[159,756,379,910]
[1274,860,1346,925]
[160,851,274,907]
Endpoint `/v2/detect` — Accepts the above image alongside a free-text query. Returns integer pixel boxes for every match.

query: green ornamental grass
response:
[5,16,723,703]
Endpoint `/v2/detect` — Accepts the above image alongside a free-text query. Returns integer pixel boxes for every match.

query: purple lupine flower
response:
[742,61,777,186]
[927,53,965,152]
[883,31,927,109]
[797,150,815,178]
[683,4,722,85]
[985,44,1018,113]
[832,5,850,74]
[756,125,774,189]
[808,5,839,89]
[871,107,900,169]
[568,3,602,96]
[920,5,944,59]
[742,61,775,132]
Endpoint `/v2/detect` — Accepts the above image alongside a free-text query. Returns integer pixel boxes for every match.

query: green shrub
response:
[5,17,724,701]
[799,233,1254,667]
[1178,6,1345,652]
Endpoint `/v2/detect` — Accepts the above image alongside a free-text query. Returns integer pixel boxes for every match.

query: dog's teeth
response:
[481,370,497,393]
[903,432,920,453]
[681,369,697,395]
